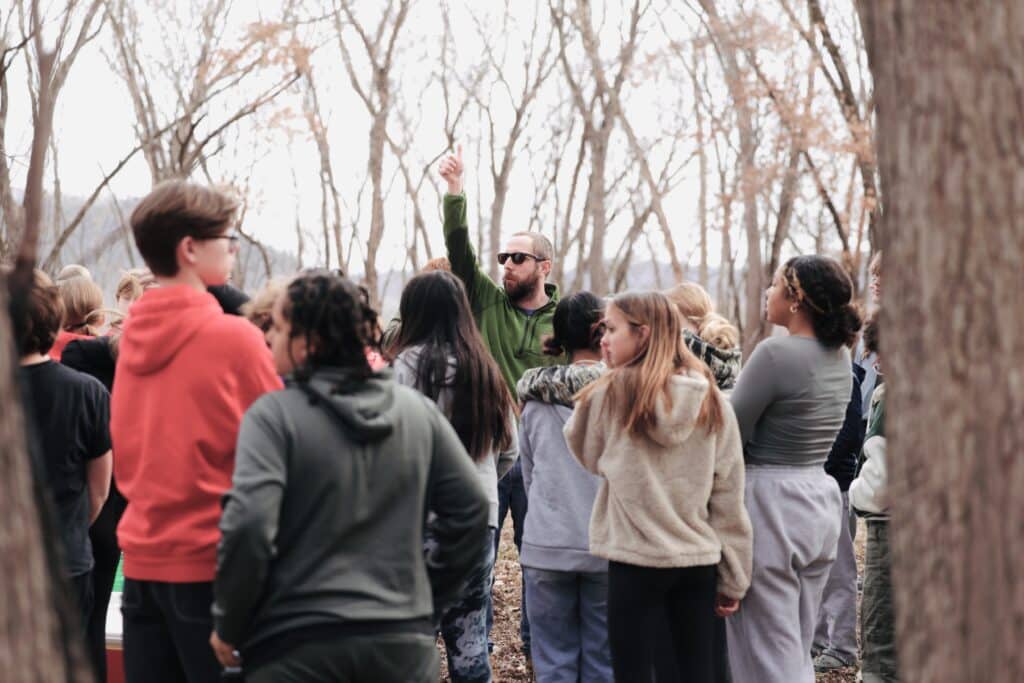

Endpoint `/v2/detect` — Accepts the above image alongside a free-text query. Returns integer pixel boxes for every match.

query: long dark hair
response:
[394,271,515,462]
[282,270,380,379]
[781,255,862,349]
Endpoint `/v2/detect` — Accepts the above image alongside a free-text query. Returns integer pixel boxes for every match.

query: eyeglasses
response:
[497,251,547,266]
[196,232,240,244]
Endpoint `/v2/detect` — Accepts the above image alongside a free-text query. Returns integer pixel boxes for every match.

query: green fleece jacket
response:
[443,193,566,392]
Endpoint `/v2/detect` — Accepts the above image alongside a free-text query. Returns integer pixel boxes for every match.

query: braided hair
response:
[281,270,380,380]
[781,255,862,349]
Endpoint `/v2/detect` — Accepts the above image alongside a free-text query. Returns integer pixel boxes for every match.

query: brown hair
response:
[780,255,862,349]
[512,231,553,261]
[11,269,65,355]
[57,275,104,336]
[665,282,739,349]
[130,179,239,277]
[578,291,725,437]
[863,311,880,356]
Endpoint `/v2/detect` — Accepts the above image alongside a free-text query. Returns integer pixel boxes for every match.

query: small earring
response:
[789,304,799,314]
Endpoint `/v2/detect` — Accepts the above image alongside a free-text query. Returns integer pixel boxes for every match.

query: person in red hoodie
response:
[110,179,282,683]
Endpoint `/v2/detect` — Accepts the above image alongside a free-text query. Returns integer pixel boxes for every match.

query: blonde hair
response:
[56,264,91,282]
[699,313,739,349]
[115,269,150,304]
[665,282,739,350]
[421,257,451,273]
[241,278,286,333]
[57,275,105,335]
[577,291,724,436]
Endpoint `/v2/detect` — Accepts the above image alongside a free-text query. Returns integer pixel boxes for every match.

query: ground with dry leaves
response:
[439,521,866,682]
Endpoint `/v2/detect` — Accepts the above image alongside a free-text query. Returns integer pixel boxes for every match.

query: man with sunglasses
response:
[439,145,567,662]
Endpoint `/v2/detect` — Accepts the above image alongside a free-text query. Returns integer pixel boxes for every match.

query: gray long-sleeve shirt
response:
[730,335,852,467]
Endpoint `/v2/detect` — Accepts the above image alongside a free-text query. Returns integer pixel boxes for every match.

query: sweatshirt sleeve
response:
[824,372,865,491]
[729,339,779,446]
[518,408,534,494]
[443,193,502,310]
[497,410,519,481]
[564,384,608,475]
[424,403,490,618]
[213,397,288,644]
[709,402,753,599]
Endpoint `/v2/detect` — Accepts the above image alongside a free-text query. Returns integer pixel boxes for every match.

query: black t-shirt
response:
[19,360,111,576]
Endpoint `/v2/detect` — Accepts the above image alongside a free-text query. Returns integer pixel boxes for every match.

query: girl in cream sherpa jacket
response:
[563,370,752,601]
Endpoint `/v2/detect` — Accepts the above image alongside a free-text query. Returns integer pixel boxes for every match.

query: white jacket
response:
[849,434,888,515]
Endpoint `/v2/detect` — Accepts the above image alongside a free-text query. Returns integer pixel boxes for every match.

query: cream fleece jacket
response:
[564,371,753,599]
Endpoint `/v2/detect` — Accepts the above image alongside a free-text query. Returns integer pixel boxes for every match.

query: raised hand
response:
[438,143,464,195]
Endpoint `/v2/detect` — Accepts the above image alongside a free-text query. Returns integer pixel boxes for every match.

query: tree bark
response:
[857,4,1024,681]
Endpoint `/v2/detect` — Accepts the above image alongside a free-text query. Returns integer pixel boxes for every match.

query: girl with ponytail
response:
[565,291,752,682]
[516,291,612,682]
[726,255,863,681]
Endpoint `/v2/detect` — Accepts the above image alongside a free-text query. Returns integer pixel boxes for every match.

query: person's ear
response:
[637,324,651,346]
[177,236,200,268]
[540,259,552,277]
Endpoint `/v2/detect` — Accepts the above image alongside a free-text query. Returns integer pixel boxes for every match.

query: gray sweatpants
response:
[812,491,858,663]
[726,465,842,683]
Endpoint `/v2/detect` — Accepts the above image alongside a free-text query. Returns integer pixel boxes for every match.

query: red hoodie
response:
[111,285,282,582]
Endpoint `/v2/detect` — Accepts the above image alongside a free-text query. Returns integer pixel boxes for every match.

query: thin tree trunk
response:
[858,3,1024,681]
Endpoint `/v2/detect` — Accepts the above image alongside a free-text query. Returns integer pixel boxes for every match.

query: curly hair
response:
[281,271,380,379]
[781,255,862,349]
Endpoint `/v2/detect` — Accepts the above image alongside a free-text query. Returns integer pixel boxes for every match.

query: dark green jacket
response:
[443,193,566,393]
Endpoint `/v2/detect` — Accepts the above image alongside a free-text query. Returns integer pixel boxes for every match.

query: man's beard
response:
[504,270,542,304]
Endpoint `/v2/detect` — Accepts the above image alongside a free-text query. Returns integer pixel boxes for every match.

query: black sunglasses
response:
[498,251,547,266]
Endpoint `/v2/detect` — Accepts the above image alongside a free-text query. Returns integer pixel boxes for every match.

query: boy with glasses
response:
[110,180,281,683]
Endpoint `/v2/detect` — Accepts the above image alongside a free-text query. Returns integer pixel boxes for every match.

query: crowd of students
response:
[7,143,896,683]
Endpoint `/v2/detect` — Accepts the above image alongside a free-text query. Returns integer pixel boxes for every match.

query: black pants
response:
[122,579,221,683]
[86,482,126,680]
[607,561,725,683]
[69,570,95,638]
[246,632,439,683]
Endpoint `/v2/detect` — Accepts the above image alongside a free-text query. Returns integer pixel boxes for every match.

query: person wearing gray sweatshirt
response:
[212,273,489,683]
[516,291,613,683]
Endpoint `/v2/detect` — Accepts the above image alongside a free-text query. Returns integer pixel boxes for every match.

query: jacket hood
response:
[117,286,224,376]
[517,362,605,407]
[645,372,713,447]
[684,331,742,391]
[291,367,397,444]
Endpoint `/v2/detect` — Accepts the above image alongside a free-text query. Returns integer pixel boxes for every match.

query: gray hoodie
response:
[213,368,489,656]
[517,363,607,574]
[393,345,517,528]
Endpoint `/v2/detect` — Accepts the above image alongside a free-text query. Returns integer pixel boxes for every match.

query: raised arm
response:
[439,145,501,309]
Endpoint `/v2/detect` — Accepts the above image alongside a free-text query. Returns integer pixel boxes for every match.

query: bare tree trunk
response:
[699,0,767,355]
[858,4,1024,681]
